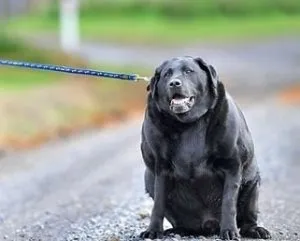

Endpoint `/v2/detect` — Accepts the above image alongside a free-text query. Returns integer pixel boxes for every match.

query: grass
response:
[0,75,148,151]
[6,13,300,46]
[0,33,150,150]
[0,59,149,151]
[0,32,87,90]
[0,68,59,90]
[79,14,300,45]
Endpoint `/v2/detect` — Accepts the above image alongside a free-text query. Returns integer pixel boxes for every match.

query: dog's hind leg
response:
[237,179,271,239]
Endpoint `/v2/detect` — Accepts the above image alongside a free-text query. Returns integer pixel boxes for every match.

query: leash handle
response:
[0,59,150,82]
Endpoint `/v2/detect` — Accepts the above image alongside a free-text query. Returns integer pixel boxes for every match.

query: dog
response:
[139,56,271,240]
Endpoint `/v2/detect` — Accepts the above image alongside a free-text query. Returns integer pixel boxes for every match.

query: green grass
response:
[79,14,300,44]
[0,32,88,90]
[0,61,149,150]
[55,0,300,19]
[0,30,150,150]
[0,33,58,90]
[0,68,61,90]
[6,13,300,45]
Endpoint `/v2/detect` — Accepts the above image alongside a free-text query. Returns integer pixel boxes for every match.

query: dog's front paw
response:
[140,229,163,240]
[220,228,240,240]
[240,225,271,239]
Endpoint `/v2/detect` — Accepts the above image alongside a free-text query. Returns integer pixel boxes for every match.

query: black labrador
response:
[140,56,271,240]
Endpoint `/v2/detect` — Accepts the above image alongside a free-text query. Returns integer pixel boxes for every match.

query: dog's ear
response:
[194,57,219,97]
[146,84,151,91]
[146,75,157,93]
[208,64,218,82]
[147,60,168,98]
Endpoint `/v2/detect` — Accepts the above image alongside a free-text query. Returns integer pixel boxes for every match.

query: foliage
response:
[47,0,300,19]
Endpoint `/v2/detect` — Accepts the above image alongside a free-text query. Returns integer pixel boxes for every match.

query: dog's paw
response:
[220,229,240,240]
[140,229,163,239]
[240,226,271,239]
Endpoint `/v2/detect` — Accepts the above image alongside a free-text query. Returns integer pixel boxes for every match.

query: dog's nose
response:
[169,79,182,88]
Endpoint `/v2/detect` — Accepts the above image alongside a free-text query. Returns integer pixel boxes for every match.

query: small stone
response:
[174,234,181,239]
[108,236,120,241]
[279,231,284,235]
[138,210,150,220]
[294,232,298,236]
[3,235,8,240]
[90,217,97,225]
[36,224,44,230]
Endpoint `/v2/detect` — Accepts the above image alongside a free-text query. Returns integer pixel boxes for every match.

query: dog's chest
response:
[164,130,213,179]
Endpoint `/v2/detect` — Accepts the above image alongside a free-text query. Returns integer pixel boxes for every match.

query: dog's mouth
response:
[170,93,195,114]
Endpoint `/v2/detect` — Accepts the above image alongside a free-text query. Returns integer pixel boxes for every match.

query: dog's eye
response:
[164,71,172,78]
[184,69,193,74]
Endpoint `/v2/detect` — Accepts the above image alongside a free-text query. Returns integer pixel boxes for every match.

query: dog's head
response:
[147,56,219,123]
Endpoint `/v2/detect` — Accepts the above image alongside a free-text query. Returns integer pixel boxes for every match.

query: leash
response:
[0,59,150,82]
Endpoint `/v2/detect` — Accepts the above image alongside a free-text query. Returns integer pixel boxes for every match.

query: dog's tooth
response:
[171,98,189,105]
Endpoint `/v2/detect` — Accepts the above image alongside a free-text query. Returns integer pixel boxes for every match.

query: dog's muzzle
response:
[168,79,195,114]
[170,96,195,114]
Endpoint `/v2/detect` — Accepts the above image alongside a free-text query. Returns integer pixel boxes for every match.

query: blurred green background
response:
[0,0,299,150]
[4,0,300,44]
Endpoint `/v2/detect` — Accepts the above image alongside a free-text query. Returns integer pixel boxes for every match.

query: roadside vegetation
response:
[5,0,300,45]
[0,33,148,151]
[0,32,86,89]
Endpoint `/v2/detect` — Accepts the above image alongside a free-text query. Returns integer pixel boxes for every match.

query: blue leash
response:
[0,59,150,82]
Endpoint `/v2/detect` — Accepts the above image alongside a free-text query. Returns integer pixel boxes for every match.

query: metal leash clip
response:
[135,75,150,82]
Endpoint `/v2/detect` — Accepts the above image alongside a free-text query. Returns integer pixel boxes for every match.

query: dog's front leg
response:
[140,173,168,239]
[220,163,242,240]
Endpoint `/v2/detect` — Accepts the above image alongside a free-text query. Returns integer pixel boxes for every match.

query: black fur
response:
[140,56,271,240]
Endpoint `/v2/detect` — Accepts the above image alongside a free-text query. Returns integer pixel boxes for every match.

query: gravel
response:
[0,100,295,241]
[0,101,299,241]
[63,171,213,241]
[61,101,300,241]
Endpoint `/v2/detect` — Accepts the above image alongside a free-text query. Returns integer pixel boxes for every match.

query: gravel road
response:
[0,37,300,241]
